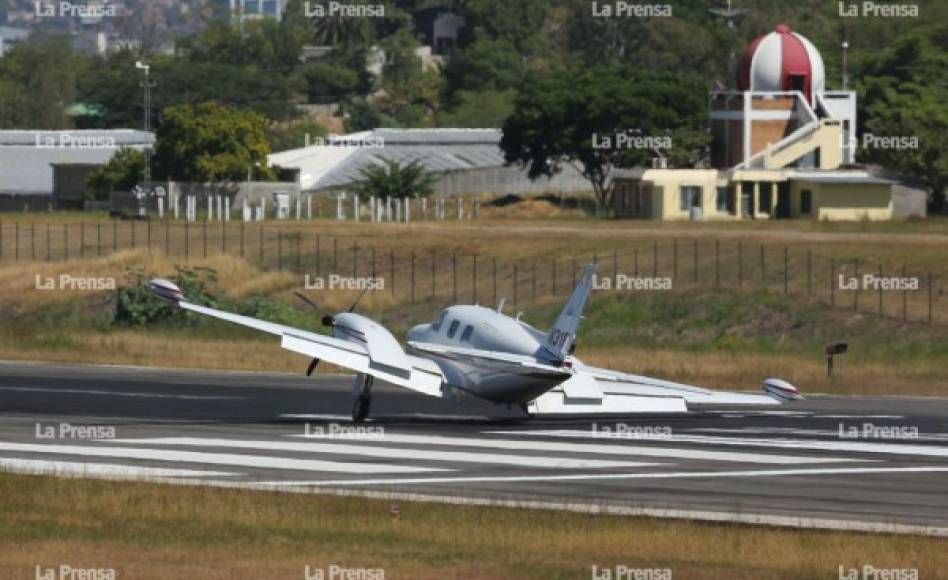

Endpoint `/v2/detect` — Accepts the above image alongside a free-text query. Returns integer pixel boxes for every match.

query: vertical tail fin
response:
[541,263,597,362]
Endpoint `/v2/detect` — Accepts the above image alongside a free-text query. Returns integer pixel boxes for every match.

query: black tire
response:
[352,394,371,423]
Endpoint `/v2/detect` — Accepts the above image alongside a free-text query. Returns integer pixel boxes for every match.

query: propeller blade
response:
[305,358,320,376]
[347,287,369,313]
[294,291,327,315]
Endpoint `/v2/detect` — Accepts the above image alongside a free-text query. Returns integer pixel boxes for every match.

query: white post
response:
[394,197,401,222]
[173,194,179,220]
[377,198,384,222]
[457,197,463,220]
[335,193,344,220]
[157,197,164,219]
[353,196,360,222]
[260,198,267,221]
[369,197,376,222]
[383,196,390,221]
[404,197,411,223]
[224,197,230,222]
[243,203,251,221]
[216,195,222,221]
[421,198,427,220]
[295,195,301,220]
[307,195,312,220]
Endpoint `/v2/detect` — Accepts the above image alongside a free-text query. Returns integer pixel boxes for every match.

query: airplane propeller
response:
[305,357,320,376]
[294,292,335,327]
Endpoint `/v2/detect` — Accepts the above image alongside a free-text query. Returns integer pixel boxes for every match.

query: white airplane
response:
[148,265,802,422]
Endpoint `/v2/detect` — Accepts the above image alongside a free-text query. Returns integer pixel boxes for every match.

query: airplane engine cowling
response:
[332,312,412,379]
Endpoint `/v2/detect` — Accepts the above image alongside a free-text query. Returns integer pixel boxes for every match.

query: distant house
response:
[268,128,590,198]
[0,130,154,211]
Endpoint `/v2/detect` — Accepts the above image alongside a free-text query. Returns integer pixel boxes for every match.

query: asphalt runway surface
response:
[1,360,947,535]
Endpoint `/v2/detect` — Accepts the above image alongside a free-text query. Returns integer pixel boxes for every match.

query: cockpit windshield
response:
[432,309,447,332]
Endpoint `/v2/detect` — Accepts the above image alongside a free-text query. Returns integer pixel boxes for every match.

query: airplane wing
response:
[176,301,445,398]
[526,361,803,415]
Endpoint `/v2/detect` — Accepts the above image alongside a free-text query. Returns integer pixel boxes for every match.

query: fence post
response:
[297,233,302,273]
[352,243,358,278]
[15,222,19,261]
[552,259,557,296]
[492,257,497,307]
[430,250,435,300]
[693,239,698,283]
[472,254,478,303]
[333,238,338,273]
[532,261,537,302]
[634,248,638,277]
[390,249,395,294]
[80,222,84,258]
[783,246,788,294]
[131,220,136,250]
[902,265,908,322]
[222,221,227,254]
[277,229,282,270]
[715,240,720,287]
[878,264,883,315]
[203,221,208,258]
[759,244,765,285]
[652,242,658,277]
[673,239,678,280]
[513,263,518,310]
[185,221,190,259]
[372,246,377,280]
[452,251,457,303]
[259,225,264,265]
[96,222,101,257]
[853,259,860,311]
[147,220,152,254]
[830,258,835,306]
[928,272,933,326]
[738,241,743,287]
[0,220,3,261]
[112,220,116,254]
[46,224,51,261]
[64,223,68,260]
[411,250,416,305]
[31,222,35,261]
[807,250,812,296]
[165,220,170,255]
[240,222,244,257]
[316,235,321,274]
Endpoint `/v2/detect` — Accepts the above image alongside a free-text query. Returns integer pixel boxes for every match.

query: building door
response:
[775,182,791,218]
[740,182,754,218]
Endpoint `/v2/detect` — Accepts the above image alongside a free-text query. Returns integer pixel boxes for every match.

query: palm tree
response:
[353,158,437,199]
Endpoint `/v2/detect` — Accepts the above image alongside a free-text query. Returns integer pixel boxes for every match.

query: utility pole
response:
[709,0,748,88]
[136,61,156,185]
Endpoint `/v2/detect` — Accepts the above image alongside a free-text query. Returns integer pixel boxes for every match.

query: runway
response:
[1,360,947,535]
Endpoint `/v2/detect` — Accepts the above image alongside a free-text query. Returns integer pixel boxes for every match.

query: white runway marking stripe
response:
[0,386,242,400]
[0,442,448,474]
[500,430,948,459]
[290,432,869,465]
[108,438,660,469]
[240,466,948,487]
[0,458,235,478]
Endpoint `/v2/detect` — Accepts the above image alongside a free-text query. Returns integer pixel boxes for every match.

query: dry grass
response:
[1,473,945,580]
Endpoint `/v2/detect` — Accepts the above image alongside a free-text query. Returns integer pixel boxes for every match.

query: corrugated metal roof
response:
[268,129,509,192]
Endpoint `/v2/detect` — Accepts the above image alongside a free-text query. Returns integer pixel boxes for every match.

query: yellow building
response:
[611,24,908,222]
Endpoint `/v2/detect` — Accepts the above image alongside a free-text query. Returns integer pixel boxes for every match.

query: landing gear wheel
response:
[352,394,371,423]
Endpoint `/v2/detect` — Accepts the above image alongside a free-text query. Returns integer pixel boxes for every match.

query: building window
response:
[679,186,702,212]
[447,320,460,338]
[801,189,812,215]
[716,186,734,213]
[460,325,474,342]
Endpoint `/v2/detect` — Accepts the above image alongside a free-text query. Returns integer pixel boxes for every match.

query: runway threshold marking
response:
[0,442,449,475]
[0,458,236,478]
[494,430,948,459]
[106,437,660,469]
[0,386,244,400]
[284,432,870,465]
[243,465,948,487]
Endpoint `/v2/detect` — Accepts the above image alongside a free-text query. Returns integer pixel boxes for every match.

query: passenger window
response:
[460,325,474,342]
[447,320,460,338]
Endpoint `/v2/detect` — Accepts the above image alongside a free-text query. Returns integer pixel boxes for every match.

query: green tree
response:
[353,159,437,199]
[501,64,708,208]
[443,37,525,97]
[154,103,272,182]
[86,148,145,201]
[437,89,516,128]
[0,34,84,129]
[856,24,948,212]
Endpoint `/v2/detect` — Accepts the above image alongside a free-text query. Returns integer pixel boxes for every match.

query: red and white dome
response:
[737,24,825,103]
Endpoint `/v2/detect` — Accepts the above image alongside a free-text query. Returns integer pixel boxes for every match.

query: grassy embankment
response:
[1,472,945,580]
[0,226,948,395]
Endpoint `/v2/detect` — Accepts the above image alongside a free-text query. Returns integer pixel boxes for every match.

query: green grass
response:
[1,473,946,580]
